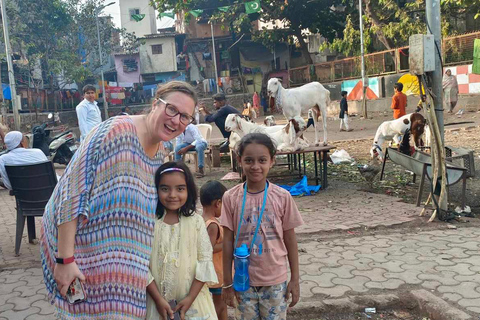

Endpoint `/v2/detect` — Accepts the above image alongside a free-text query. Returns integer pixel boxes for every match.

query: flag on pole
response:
[218,6,230,12]
[131,14,146,22]
[245,0,261,14]
[189,9,203,17]
[160,12,175,19]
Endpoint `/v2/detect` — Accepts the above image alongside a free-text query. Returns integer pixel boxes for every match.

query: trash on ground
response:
[455,205,472,214]
[365,307,376,313]
[330,149,354,164]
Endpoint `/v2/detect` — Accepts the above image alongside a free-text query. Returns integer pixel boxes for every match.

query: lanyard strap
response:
[234,182,269,251]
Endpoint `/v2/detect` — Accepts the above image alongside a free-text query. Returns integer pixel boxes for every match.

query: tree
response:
[442,0,480,19]
[321,0,474,57]
[151,0,347,65]
[1,0,140,90]
[1,0,73,110]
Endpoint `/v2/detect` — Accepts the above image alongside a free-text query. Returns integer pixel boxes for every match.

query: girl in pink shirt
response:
[220,133,304,320]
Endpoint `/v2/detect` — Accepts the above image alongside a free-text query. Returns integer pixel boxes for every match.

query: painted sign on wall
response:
[341,77,380,101]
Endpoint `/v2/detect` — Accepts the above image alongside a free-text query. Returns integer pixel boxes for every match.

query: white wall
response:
[119,0,156,37]
[139,37,177,74]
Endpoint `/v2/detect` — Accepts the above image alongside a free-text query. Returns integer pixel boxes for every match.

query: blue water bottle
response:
[233,244,250,292]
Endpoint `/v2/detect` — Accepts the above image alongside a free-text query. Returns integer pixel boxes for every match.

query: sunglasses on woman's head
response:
[157,98,195,125]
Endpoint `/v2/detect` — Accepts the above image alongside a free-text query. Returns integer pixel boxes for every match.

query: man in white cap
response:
[0,131,49,190]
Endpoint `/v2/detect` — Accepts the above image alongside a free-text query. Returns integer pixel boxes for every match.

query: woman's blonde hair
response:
[155,81,198,104]
[144,81,198,114]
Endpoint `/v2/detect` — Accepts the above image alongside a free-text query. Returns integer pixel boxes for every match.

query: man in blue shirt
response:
[175,124,208,177]
[76,84,102,141]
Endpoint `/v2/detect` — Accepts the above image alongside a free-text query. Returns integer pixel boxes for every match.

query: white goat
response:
[267,78,330,146]
[225,114,308,152]
[370,113,426,161]
[264,115,276,126]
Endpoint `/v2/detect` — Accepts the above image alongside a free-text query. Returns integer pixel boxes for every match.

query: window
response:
[152,44,163,55]
[123,58,138,72]
[129,8,140,21]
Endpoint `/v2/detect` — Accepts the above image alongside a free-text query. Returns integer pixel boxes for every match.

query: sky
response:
[102,1,124,28]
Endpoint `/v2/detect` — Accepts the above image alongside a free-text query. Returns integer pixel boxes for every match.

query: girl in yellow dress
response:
[147,161,218,320]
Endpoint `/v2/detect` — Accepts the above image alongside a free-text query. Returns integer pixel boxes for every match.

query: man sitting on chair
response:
[0,131,49,190]
[175,124,208,178]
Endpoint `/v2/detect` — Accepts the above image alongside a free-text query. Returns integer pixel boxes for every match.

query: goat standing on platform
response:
[267,78,330,146]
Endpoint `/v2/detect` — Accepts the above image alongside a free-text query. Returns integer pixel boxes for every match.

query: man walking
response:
[391,82,407,119]
[76,84,102,141]
[175,123,208,178]
[339,91,353,132]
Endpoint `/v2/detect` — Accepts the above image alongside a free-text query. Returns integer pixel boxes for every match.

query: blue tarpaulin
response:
[2,84,11,100]
[279,176,321,196]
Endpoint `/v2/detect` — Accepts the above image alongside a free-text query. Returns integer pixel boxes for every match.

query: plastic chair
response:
[183,124,213,172]
[5,161,57,255]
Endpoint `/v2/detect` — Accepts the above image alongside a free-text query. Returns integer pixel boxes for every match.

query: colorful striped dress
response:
[40,116,165,319]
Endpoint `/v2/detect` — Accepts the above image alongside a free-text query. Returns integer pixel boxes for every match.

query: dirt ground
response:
[289,310,429,320]
[332,125,480,215]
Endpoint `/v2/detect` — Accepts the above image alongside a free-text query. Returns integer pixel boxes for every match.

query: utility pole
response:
[95,2,114,119]
[0,0,20,130]
[426,0,444,140]
[96,13,108,119]
[359,0,368,119]
[210,21,220,93]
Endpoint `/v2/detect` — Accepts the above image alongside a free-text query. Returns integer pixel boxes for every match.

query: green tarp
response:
[473,39,480,75]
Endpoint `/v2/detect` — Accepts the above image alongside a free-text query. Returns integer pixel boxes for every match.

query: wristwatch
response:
[56,256,75,265]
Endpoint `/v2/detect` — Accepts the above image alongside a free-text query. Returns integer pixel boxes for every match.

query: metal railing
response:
[289,31,480,86]
[443,32,478,66]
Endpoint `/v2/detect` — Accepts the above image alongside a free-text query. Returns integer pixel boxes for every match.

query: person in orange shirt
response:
[391,82,407,119]
[201,181,228,320]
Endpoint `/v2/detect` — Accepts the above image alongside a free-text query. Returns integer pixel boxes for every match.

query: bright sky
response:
[102,1,123,28]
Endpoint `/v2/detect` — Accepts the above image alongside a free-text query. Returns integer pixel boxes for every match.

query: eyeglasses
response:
[157,98,195,125]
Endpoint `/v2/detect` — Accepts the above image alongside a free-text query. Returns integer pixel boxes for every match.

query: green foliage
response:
[151,0,347,63]
[320,15,371,57]
[0,0,140,88]
[442,0,480,19]
[321,0,473,57]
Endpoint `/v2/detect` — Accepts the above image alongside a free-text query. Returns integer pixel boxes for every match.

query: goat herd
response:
[229,78,429,159]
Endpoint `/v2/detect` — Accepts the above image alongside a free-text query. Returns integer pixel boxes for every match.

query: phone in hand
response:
[66,278,87,304]
[168,300,181,320]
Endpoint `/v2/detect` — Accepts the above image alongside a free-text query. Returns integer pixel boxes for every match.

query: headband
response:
[160,167,185,175]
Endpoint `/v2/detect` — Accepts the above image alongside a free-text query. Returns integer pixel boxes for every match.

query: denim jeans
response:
[175,141,208,169]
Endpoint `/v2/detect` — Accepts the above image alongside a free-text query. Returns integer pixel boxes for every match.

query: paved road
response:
[1,181,480,319]
[0,111,479,319]
[298,227,480,316]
